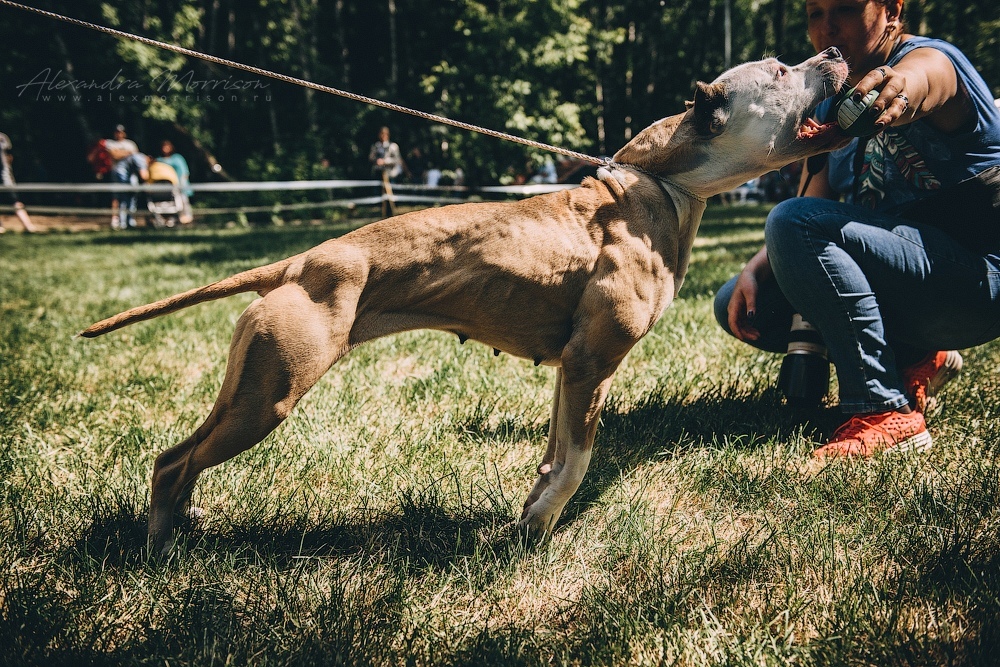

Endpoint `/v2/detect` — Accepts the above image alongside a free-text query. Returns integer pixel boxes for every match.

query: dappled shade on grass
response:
[2,211,999,665]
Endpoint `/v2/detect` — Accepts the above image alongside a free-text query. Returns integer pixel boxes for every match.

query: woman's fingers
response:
[728,276,760,341]
[853,65,909,131]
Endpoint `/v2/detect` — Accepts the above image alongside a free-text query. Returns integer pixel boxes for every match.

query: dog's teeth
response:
[493,348,501,356]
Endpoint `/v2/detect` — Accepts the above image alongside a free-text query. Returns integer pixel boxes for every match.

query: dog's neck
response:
[612,111,755,200]
[612,114,696,182]
[601,159,705,203]
[597,163,704,217]
[603,114,710,249]
[596,153,708,298]
[603,112,714,230]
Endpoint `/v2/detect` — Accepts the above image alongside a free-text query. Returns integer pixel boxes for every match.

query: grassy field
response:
[2,207,999,666]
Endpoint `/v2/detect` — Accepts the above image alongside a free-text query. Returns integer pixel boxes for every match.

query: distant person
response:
[314,156,333,177]
[155,139,193,224]
[369,126,403,217]
[0,132,38,233]
[368,127,403,182]
[105,125,142,229]
[114,151,149,229]
[424,164,442,187]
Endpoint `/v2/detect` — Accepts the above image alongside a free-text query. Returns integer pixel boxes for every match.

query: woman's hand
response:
[728,246,772,342]
[850,64,912,132]
[850,48,970,134]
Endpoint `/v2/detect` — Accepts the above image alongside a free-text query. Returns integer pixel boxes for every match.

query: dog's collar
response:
[597,160,708,204]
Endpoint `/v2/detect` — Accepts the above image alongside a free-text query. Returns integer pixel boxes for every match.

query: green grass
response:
[2,207,999,666]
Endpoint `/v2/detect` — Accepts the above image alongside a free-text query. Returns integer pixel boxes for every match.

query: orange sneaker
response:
[812,410,931,458]
[902,350,962,414]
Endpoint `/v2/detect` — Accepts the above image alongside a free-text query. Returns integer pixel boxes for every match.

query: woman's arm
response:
[799,156,838,199]
[727,245,772,342]
[850,44,973,134]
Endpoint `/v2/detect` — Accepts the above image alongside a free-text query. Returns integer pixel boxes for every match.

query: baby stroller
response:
[145,160,185,229]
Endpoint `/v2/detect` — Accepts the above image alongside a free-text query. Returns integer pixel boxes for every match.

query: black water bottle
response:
[777,314,829,408]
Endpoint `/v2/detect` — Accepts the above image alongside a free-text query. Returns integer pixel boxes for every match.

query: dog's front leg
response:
[518,350,620,539]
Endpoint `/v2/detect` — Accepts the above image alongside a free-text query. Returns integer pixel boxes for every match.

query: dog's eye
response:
[775,67,788,79]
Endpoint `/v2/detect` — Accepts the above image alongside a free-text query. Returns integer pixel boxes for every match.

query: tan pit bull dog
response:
[84,49,850,555]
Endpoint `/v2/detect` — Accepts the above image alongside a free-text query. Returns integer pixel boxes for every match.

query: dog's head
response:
[614,48,850,197]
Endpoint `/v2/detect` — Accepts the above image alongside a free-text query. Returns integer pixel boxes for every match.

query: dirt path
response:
[0,214,198,233]
[1,213,110,233]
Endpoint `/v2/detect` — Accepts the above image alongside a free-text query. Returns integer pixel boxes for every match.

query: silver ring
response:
[896,92,909,110]
[875,67,887,80]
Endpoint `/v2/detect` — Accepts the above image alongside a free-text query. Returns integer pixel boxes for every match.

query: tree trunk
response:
[388,0,398,96]
[773,0,787,57]
[293,0,321,159]
[208,0,220,54]
[625,20,635,141]
[51,29,96,145]
[333,0,351,86]
[591,1,606,155]
[724,0,732,69]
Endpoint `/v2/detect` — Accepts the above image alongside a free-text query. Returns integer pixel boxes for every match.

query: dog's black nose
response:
[821,46,843,61]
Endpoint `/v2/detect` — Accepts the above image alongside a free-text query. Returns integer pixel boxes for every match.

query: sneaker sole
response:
[887,429,933,455]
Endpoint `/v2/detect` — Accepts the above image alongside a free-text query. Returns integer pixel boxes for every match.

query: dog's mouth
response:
[796,59,849,143]
[796,116,839,141]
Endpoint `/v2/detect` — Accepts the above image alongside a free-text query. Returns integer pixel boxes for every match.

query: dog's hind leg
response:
[147,281,359,555]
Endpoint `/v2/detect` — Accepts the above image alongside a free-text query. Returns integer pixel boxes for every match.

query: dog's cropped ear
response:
[691,81,730,137]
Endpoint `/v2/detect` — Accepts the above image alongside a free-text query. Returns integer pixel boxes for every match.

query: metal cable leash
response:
[1,0,604,166]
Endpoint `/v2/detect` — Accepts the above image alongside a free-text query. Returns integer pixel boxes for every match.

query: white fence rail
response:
[0,179,577,217]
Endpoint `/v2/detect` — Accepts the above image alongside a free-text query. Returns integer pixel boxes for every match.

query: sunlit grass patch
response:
[1,211,998,666]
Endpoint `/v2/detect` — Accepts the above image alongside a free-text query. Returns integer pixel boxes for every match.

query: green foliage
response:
[103,1,205,125]
[1,0,998,184]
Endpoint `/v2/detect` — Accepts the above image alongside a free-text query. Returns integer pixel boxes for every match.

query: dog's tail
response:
[80,255,299,338]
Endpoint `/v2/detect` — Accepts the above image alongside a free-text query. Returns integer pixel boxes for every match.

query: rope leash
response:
[1,0,706,203]
[1,0,602,164]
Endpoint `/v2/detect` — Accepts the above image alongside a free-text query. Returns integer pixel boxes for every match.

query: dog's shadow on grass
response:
[202,498,523,573]
[558,385,843,527]
[71,492,524,575]
[70,386,835,573]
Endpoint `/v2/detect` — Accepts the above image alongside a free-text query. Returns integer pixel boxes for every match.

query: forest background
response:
[1,0,998,187]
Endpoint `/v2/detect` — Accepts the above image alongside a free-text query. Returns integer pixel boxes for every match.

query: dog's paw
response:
[145,534,176,562]
[514,516,552,546]
[518,501,559,542]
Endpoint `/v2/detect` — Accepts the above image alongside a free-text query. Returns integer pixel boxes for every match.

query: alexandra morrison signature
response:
[15,68,269,101]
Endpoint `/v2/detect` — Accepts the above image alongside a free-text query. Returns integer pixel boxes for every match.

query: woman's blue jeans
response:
[715,197,1000,413]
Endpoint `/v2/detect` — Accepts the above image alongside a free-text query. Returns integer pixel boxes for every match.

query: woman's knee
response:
[714,276,738,336]
[763,198,817,256]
